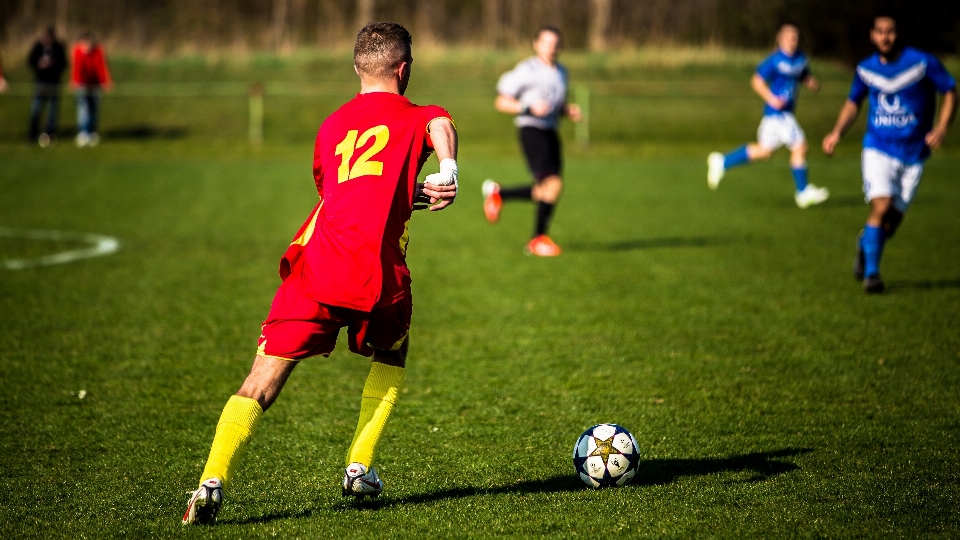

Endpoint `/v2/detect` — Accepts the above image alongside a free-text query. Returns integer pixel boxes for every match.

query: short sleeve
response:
[848,70,869,103]
[756,55,777,83]
[496,63,526,97]
[422,105,454,149]
[925,53,957,93]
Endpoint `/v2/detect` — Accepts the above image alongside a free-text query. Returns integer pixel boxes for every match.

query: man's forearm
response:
[936,90,957,133]
[428,118,458,161]
[495,94,524,115]
[750,74,777,104]
[832,100,860,136]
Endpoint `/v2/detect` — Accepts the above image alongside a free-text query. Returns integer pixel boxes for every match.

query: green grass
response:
[1,49,959,538]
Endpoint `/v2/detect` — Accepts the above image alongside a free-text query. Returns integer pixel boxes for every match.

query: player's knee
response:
[749,146,773,161]
[790,143,808,163]
[537,176,563,203]
[882,207,904,239]
[236,355,297,411]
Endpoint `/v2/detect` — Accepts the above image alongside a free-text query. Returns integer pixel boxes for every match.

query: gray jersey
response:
[496,56,568,131]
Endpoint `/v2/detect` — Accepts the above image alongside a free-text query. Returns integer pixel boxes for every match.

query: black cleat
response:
[863,275,885,294]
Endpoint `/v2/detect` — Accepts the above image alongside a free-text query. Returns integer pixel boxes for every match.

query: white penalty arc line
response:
[0,227,120,270]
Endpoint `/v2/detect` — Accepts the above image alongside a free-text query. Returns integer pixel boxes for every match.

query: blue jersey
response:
[849,46,956,164]
[756,49,810,116]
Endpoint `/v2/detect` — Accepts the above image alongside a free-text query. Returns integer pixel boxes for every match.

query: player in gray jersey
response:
[483,26,582,257]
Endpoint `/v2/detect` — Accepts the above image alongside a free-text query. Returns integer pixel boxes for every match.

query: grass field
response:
[1,49,959,538]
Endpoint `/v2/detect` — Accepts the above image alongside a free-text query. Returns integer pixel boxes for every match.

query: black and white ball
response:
[572,424,640,488]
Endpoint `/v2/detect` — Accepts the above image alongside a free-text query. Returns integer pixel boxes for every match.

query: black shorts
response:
[519,127,562,181]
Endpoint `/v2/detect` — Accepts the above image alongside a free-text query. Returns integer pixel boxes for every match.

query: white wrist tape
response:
[427,158,458,187]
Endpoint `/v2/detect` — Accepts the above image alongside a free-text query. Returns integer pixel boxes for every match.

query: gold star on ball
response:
[588,435,620,463]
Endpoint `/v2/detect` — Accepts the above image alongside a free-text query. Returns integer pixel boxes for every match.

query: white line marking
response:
[0,228,120,270]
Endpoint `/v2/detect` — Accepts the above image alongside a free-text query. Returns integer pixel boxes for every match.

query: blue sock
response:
[723,145,750,169]
[862,225,883,278]
[791,166,808,192]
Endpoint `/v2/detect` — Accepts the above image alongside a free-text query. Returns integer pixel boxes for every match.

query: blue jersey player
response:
[822,15,957,293]
[708,24,830,208]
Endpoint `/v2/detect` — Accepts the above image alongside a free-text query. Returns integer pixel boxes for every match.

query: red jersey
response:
[70,44,111,87]
[280,92,452,312]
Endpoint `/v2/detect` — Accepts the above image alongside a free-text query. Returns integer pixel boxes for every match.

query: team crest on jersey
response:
[873,92,916,128]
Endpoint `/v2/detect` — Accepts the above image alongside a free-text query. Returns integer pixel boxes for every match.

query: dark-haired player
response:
[483,25,581,257]
[708,24,829,208]
[182,22,458,524]
[823,15,956,293]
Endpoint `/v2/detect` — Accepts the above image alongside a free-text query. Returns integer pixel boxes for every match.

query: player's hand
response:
[822,131,841,155]
[529,100,552,117]
[414,182,457,211]
[0,77,7,93]
[805,76,820,92]
[767,96,787,111]
[925,128,948,150]
[566,103,583,122]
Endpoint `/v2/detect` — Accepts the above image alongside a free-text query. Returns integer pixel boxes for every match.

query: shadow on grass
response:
[820,195,865,208]
[567,236,732,252]
[886,279,960,291]
[223,447,812,524]
[345,447,812,511]
[103,125,188,140]
[0,124,187,144]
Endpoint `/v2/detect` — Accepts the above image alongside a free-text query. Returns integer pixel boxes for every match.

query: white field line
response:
[0,228,120,270]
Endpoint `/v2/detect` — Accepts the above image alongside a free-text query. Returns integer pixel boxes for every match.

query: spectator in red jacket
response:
[70,32,112,147]
[0,50,8,93]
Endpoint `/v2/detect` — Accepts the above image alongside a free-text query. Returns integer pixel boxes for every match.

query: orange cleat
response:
[482,179,502,224]
[525,235,562,257]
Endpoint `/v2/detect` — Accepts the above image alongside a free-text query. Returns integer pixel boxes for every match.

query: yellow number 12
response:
[334,125,390,183]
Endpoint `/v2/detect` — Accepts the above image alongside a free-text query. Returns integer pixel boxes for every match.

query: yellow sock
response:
[199,395,262,489]
[346,362,405,468]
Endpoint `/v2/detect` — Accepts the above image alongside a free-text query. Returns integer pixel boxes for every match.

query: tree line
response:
[2,0,957,63]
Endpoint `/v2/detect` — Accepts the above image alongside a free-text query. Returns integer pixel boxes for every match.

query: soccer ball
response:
[572,423,640,488]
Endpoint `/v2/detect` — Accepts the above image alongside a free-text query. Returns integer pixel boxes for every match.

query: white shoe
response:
[75,132,90,148]
[342,462,383,498]
[482,179,499,199]
[182,478,223,525]
[707,152,725,190]
[795,184,829,208]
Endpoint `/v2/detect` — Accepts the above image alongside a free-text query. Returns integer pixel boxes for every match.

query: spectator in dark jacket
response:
[28,26,68,146]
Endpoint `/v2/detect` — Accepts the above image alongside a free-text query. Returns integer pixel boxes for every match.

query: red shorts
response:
[257,277,411,360]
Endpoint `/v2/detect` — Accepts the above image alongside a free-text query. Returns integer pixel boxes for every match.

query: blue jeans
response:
[29,83,60,138]
[75,87,102,135]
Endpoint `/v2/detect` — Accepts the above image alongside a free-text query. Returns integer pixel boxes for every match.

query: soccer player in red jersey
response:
[183,22,458,525]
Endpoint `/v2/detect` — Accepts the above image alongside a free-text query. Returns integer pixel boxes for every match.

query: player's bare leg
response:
[747,143,774,161]
[183,356,299,525]
[708,143,771,190]
[532,174,563,203]
[236,355,299,410]
[343,338,409,498]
